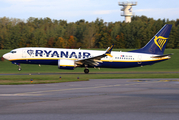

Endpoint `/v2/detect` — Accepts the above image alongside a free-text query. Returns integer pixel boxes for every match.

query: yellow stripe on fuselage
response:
[9,57,170,63]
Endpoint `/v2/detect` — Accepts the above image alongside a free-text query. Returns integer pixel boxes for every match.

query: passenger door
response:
[138,55,142,64]
[22,49,26,58]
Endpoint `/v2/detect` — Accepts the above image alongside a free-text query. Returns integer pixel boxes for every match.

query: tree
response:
[0,16,178,49]
[31,28,47,47]
[46,37,55,47]
[116,33,125,48]
[55,37,66,48]
[82,22,96,48]
[67,35,75,48]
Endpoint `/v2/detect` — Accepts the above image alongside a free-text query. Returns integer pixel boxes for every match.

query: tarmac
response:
[0,78,179,120]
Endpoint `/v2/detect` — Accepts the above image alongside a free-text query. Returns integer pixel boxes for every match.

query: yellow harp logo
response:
[154,36,167,51]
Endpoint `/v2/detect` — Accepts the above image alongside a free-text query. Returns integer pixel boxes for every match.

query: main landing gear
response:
[84,69,89,74]
[84,65,89,74]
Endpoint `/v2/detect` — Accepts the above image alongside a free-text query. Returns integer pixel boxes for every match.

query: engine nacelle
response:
[58,59,75,70]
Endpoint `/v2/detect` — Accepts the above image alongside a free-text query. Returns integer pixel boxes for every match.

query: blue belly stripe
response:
[11,59,168,68]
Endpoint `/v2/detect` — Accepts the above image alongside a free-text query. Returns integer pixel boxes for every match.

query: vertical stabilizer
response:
[130,24,172,55]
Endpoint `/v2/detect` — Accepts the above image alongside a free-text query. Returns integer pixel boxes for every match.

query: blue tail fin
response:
[130,24,172,55]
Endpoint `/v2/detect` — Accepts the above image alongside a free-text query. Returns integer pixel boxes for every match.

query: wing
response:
[75,44,114,66]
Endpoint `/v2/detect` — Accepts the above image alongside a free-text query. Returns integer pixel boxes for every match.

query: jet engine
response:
[58,59,76,70]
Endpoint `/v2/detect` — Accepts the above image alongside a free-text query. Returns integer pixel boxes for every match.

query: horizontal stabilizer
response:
[151,53,173,58]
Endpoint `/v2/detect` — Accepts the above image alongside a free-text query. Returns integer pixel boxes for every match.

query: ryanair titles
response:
[27,49,91,59]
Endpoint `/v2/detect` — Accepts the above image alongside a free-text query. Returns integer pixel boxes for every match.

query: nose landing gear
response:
[18,67,22,71]
[18,64,21,71]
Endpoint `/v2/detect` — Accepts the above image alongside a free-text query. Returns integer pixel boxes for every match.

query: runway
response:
[0,78,179,120]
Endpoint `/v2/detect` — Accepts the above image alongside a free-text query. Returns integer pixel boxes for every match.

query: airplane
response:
[3,24,172,74]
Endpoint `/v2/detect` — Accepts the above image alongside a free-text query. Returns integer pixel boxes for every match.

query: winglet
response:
[105,44,114,57]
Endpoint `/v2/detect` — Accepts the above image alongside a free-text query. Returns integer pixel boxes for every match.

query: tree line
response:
[0,16,179,50]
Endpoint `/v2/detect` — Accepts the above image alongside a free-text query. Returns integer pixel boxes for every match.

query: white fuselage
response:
[3,47,170,69]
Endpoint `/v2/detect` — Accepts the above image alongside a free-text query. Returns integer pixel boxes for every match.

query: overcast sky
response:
[0,0,179,22]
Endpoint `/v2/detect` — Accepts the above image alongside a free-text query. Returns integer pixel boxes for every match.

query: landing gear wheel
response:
[84,69,89,74]
[18,68,21,71]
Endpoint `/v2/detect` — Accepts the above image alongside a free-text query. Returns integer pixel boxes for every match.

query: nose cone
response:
[3,53,9,60]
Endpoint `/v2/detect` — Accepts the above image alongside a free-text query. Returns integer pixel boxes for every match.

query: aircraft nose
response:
[3,53,9,60]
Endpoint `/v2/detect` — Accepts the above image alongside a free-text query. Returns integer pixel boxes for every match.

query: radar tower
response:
[118,1,137,23]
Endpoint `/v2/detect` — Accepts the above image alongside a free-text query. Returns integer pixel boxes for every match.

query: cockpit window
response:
[10,51,16,53]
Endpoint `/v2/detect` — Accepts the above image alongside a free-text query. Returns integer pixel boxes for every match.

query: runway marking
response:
[132,80,179,82]
[159,80,179,82]
[0,93,43,96]
[0,80,158,96]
